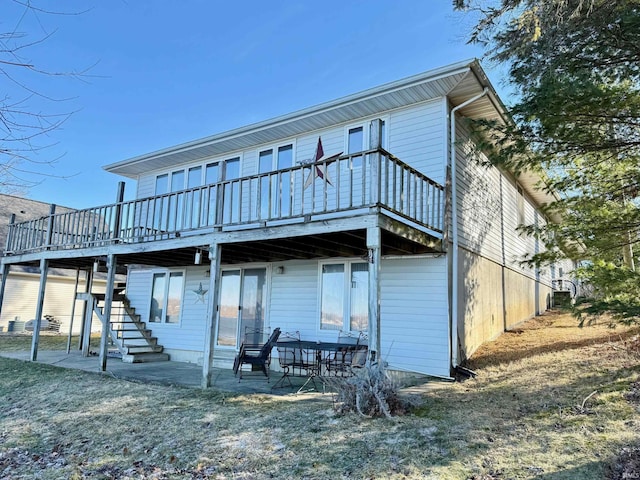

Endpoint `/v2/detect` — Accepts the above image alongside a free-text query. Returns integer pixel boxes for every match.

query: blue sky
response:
[4,0,501,209]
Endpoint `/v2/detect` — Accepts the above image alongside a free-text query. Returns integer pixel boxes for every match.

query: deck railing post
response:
[113,181,125,241]
[45,204,56,250]
[6,213,15,253]
[369,119,383,206]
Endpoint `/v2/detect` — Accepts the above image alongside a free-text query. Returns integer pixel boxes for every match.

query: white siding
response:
[454,118,555,285]
[380,256,450,377]
[136,175,155,199]
[126,266,210,356]
[388,98,447,184]
[125,257,450,377]
[455,119,504,265]
[130,101,447,204]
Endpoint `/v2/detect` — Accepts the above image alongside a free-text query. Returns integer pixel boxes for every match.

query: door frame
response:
[213,263,271,350]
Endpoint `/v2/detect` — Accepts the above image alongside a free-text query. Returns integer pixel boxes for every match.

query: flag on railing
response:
[304,137,341,189]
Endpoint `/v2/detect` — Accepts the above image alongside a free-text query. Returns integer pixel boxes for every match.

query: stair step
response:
[122,337,158,346]
[119,334,155,343]
[122,352,170,363]
[125,344,163,354]
[115,327,152,335]
[112,321,146,329]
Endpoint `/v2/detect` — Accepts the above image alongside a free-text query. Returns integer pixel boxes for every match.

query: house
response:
[0,194,107,335]
[0,59,572,385]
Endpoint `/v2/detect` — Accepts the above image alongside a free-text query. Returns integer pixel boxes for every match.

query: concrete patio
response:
[0,349,311,395]
[0,349,437,396]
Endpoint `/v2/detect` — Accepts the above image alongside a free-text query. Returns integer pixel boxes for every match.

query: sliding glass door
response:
[216,268,267,348]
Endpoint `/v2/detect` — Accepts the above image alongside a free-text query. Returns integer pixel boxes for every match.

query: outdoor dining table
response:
[273,339,368,392]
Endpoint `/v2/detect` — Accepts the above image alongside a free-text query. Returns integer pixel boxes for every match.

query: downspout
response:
[449,87,489,369]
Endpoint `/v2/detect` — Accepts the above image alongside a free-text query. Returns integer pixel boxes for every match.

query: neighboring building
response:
[0,60,571,381]
[0,195,101,334]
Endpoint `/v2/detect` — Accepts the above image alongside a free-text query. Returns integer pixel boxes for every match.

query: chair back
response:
[337,330,359,346]
[276,331,300,367]
[259,327,281,358]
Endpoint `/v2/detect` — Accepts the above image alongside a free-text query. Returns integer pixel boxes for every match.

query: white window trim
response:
[256,140,296,174]
[214,263,272,350]
[153,152,245,193]
[343,116,389,155]
[317,258,369,333]
[148,268,186,326]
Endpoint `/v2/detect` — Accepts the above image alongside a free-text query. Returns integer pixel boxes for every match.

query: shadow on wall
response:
[456,146,505,363]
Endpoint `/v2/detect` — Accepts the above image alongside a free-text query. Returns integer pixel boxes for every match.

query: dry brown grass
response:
[0,309,638,479]
[0,333,101,352]
[467,309,640,370]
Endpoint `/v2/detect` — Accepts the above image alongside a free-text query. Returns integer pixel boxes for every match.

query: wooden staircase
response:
[92,287,170,363]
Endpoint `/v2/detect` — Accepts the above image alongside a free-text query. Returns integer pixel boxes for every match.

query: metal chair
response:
[272,331,301,389]
[325,330,362,377]
[232,327,281,381]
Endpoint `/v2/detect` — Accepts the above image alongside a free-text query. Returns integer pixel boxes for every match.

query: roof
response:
[103,58,555,212]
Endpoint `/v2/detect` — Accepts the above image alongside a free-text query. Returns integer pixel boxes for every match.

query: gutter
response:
[449,87,489,368]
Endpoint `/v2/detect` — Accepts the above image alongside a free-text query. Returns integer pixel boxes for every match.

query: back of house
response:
[0,59,574,380]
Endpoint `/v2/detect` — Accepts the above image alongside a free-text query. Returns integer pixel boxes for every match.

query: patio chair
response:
[233,327,281,382]
[325,330,361,377]
[272,331,301,389]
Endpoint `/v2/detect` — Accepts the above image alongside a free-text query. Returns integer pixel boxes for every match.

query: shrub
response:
[328,364,411,418]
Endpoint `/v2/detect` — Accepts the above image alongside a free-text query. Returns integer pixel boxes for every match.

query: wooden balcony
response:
[4,149,445,259]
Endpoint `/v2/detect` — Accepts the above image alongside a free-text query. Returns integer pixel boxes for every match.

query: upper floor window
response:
[258,143,294,218]
[517,184,525,225]
[155,156,241,195]
[346,120,387,169]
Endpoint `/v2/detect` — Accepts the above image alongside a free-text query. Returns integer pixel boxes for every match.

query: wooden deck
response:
[3,149,445,266]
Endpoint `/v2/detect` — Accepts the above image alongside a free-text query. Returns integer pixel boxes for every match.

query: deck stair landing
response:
[93,291,169,363]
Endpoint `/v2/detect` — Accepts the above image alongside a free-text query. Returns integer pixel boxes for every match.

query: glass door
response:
[216,267,267,348]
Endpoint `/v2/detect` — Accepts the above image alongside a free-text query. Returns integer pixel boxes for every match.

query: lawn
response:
[0,311,638,479]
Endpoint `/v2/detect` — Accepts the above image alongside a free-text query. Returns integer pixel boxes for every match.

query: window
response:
[155,174,168,195]
[346,120,387,168]
[258,143,294,218]
[517,185,525,225]
[149,270,184,324]
[348,126,364,168]
[320,261,368,332]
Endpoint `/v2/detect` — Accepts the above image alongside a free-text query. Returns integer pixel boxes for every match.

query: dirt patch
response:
[467,309,640,370]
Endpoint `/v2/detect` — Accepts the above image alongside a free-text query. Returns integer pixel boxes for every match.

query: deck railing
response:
[5,149,444,255]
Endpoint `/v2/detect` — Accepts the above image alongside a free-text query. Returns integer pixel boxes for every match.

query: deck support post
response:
[202,242,221,388]
[66,268,81,354]
[30,258,49,361]
[366,226,382,366]
[81,267,95,356]
[99,254,117,371]
[0,261,11,320]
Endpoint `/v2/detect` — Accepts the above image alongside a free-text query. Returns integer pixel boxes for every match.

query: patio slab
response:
[0,349,440,398]
[0,349,319,395]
